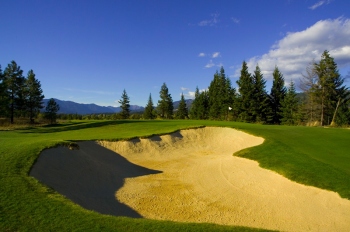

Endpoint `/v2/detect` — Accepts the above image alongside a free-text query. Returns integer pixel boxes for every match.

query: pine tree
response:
[208,67,235,120]
[24,70,45,123]
[224,75,236,121]
[143,93,155,119]
[270,66,287,124]
[313,50,349,126]
[118,89,130,119]
[281,81,299,125]
[176,93,188,119]
[157,83,173,119]
[236,61,254,122]
[190,87,209,119]
[189,87,201,119]
[197,90,209,119]
[3,61,25,124]
[45,98,60,124]
[251,65,270,123]
[208,71,222,119]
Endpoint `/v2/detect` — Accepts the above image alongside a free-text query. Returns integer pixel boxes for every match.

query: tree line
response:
[118,50,349,126]
[118,83,189,120]
[189,50,349,126]
[0,60,60,124]
[2,50,349,126]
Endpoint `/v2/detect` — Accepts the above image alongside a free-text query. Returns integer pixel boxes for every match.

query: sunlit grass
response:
[1,120,349,231]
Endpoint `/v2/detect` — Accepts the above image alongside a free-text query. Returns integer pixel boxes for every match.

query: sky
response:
[1,0,350,107]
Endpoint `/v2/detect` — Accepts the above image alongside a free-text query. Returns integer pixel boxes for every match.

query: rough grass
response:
[1,119,349,231]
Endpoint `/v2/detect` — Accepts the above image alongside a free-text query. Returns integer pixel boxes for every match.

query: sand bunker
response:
[31,127,350,231]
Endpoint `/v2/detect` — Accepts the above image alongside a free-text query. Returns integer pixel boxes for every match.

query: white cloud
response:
[181,87,189,91]
[212,52,220,58]
[187,91,196,98]
[198,52,206,57]
[198,13,220,27]
[182,88,207,99]
[182,91,195,99]
[235,18,350,82]
[231,17,240,24]
[309,0,332,10]
[205,60,215,68]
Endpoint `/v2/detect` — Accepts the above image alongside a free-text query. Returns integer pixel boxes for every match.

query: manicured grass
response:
[1,120,349,231]
[232,123,350,199]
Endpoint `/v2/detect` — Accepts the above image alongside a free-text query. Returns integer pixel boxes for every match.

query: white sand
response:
[98,127,350,232]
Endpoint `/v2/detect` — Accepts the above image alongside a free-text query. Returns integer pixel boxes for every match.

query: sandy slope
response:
[30,127,350,231]
[98,127,350,232]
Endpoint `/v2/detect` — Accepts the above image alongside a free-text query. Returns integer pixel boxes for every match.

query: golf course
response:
[1,120,350,231]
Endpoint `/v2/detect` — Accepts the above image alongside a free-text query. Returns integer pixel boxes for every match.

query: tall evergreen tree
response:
[176,93,188,119]
[208,71,222,119]
[118,89,130,119]
[190,87,209,119]
[157,83,173,119]
[45,98,60,124]
[208,67,235,120]
[196,90,209,119]
[251,65,270,123]
[313,50,349,126]
[3,61,25,124]
[143,93,155,119]
[224,76,236,121]
[281,81,299,125]
[24,70,45,123]
[236,61,254,122]
[270,66,287,124]
[189,87,201,119]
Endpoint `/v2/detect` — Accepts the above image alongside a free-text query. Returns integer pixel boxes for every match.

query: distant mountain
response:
[42,99,144,115]
[41,98,193,115]
[173,99,193,110]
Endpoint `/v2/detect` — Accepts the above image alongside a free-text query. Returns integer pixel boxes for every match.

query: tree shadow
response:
[29,141,162,217]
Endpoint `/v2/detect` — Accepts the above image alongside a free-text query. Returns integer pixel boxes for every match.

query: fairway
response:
[1,120,350,231]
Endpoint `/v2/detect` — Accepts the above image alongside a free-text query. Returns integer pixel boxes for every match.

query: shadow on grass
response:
[21,120,148,134]
[30,141,162,217]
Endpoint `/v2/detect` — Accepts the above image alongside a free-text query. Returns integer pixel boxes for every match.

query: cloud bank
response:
[237,18,350,82]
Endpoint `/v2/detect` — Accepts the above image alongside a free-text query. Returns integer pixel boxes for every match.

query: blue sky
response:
[1,0,350,106]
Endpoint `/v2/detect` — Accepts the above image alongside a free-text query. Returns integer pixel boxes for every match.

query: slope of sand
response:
[98,127,350,232]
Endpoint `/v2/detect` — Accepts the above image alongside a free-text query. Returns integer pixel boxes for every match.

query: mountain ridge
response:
[42,98,193,115]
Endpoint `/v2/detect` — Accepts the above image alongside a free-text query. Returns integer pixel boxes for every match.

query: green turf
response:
[1,120,349,231]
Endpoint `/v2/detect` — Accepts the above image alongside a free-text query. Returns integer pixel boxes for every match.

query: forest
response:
[1,50,349,126]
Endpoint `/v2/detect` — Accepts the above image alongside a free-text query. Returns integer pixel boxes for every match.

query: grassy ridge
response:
[1,120,349,231]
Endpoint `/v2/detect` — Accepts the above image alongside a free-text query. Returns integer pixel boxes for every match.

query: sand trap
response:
[30,127,350,231]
